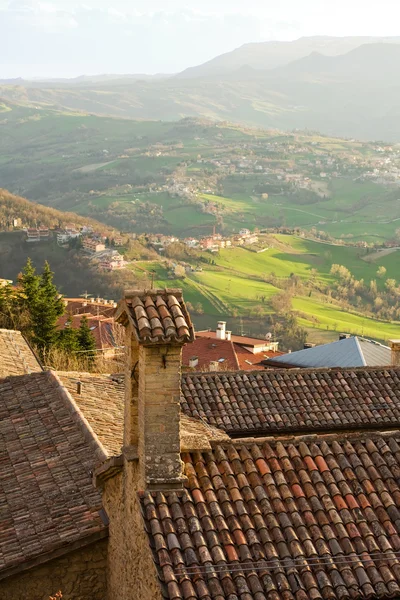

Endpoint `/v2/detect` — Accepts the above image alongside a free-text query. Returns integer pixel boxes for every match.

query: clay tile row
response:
[181,368,400,435]
[119,290,195,345]
[141,432,400,600]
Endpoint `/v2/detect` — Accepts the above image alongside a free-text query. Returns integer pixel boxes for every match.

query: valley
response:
[1,103,400,242]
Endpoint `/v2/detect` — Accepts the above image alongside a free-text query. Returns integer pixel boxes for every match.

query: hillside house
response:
[4,296,400,600]
[26,228,50,242]
[83,238,106,253]
[57,229,81,244]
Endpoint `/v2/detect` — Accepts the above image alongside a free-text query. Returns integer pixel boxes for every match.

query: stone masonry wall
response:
[0,538,108,600]
[102,468,163,600]
[138,344,183,488]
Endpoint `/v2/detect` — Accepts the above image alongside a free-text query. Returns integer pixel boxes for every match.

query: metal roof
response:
[265,336,391,368]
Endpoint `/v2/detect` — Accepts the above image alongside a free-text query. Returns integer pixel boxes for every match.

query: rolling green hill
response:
[128,235,400,344]
[1,104,400,241]
[1,193,399,343]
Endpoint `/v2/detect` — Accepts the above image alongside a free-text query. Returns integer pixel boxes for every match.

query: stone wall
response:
[138,344,183,488]
[102,467,163,600]
[0,539,108,600]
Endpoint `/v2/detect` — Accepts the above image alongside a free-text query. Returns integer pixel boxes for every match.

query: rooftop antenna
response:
[80,291,93,300]
[239,317,244,337]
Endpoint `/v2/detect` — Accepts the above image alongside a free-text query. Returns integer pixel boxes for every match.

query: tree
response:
[377,266,387,279]
[58,315,80,353]
[77,316,96,364]
[270,291,292,314]
[29,262,65,356]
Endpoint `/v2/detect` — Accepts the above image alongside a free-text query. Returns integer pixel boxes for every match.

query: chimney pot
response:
[216,321,226,340]
[189,356,199,368]
[77,381,82,395]
[225,330,232,341]
[390,340,400,366]
[209,361,219,371]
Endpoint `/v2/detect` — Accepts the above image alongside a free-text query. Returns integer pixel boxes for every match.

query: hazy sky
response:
[1,0,399,78]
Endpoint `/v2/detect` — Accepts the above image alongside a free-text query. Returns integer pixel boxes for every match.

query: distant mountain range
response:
[176,35,400,79]
[2,36,400,141]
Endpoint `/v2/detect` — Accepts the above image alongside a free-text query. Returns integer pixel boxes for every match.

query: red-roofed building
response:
[63,297,117,319]
[182,336,239,371]
[183,321,283,372]
[57,313,122,358]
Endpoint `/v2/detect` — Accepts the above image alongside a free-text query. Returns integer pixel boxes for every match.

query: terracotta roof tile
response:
[183,337,239,371]
[181,368,400,436]
[234,345,284,371]
[0,329,42,378]
[141,432,400,600]
[0,371,106,575]
[57,314,122,352]
[116,289,195,345]
[57,371,125,456]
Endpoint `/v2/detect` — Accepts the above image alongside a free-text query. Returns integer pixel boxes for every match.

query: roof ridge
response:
[222,428,400,447]
[183,364,400,376]
[354,335,367,367]
[48,370,109,463]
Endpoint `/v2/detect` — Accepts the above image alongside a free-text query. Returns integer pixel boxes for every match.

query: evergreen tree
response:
[77,315,96,364]
[18,258,41,337]
[32,261,65,355]
[19,260,65,357]
[57,314,80,353]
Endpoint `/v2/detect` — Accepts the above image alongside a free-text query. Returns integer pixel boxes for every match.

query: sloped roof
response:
[0,371,107,578]
[234,344,283,371]
[265,337,391,369]
[0,329,42,378]
[57,371,125,456]
[182,337,239,371]
[57,313,121,352]
[141,431,400,600]
[197,330,273,348]
[181,368,400,435]
[64,298,116,318]
[116,289,195,345]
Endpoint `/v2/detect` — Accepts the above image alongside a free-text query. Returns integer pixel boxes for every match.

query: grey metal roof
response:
[266,336,391,369]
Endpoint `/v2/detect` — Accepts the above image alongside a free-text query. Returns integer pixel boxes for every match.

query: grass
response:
[293,296,400,341]
[142,235,400,343]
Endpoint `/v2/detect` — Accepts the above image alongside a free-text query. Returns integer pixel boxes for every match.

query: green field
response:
[1,101,400,240]
[127,234,400,344]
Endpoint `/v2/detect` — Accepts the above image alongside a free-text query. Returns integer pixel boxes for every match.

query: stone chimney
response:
[216,321,226,340]
[390,340,400,366]
[115,288,195,490]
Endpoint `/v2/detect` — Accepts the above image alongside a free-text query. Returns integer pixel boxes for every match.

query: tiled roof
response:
[116,289,195,345]
[141,431,400,600]
[57,314,121,352]
[197,331,273,348]
[181,368,400,435]
[0,371,106,576]
[234,344,283,371]
[265,338,391,369]
[57,371,125,456]
[64,298,116,318]
[0,329,42,378]
[183,337,239,371]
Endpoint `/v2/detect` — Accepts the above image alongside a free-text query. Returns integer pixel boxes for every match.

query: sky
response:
[1,0,400,78]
